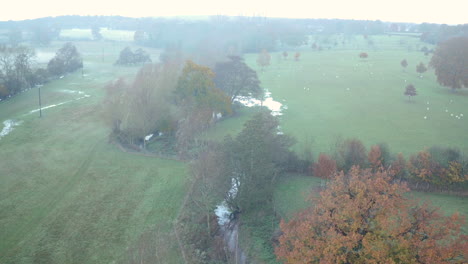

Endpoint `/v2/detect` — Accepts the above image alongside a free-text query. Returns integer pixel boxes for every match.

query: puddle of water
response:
[26,90,91,115]
[235,91,286,116]
[0,120,22,140]
[60,89,84,95]
[35,51,56,64]
[28,100,73,114]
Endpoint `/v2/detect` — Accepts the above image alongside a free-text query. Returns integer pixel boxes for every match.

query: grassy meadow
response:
[0,40,187,263]
[60,28,135,41]
[243,35,468,156]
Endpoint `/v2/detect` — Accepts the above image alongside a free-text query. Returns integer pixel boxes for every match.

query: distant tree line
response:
[419,23,468,44]
[4,15,464,53]
[115,47,151,65]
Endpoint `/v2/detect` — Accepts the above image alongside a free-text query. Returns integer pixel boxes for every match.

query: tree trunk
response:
[207,210,211,237]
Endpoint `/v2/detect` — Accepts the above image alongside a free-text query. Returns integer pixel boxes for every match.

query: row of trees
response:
[400,59,428,76]
[311,139,468,189]
[0,42,82,99]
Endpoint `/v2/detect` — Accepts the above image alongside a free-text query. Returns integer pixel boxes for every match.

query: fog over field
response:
[0,3,467,264]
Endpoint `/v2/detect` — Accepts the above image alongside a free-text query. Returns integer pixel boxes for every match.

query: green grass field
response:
[0,41,186,263]
[60,28,135,41]
[243,35,468,156]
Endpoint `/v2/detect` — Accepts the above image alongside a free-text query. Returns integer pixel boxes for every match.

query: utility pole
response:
[38,86,42,118]
[38,86,42,117]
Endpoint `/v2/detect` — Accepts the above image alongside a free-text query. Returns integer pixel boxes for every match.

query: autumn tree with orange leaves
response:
[312,154,337,179]
[276,167,467,263]
[367,145,382,170]
[257,49,271,71]
[174,60,232,154]
[359,52,368,59]
[294,52,301,61]
[408,148,468,187]
[391,152,407,180]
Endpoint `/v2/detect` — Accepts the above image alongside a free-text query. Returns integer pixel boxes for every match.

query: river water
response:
[214,92,285,263]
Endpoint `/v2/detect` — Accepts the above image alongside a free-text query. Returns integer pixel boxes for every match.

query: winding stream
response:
[215,92,285,263]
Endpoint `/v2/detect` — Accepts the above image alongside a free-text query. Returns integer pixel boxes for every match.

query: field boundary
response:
[113,140,182,161]
[172,177,198,264]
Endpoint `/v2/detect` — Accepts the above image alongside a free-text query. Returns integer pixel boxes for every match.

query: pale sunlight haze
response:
[1,0,466,24]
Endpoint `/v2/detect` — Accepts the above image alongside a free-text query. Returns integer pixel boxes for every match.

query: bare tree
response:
[256,49,271,72]
[0,45,35,96]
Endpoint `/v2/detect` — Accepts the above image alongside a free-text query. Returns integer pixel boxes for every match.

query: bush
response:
[31,68,50,85]
[0,84,9,98]
[47,42,83,76]
[115,47,151,65]
[336,138,367,171]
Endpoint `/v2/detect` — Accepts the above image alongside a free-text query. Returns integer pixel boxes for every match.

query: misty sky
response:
[1,0,466,25]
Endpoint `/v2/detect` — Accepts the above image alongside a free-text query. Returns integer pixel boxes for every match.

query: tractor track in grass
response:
[0,142,99,262]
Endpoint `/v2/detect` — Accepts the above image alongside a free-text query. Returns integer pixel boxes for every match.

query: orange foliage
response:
[294,52,301,61]
[390,153,407,179]
[446,161,468,184]
[368,145,382,170]
[257,49,271,70]
[276,167,467,263]
[407,149,445,184]
[312,154,337,179]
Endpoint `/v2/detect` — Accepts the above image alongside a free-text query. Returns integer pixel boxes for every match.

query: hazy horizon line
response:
[1,14,466,26]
